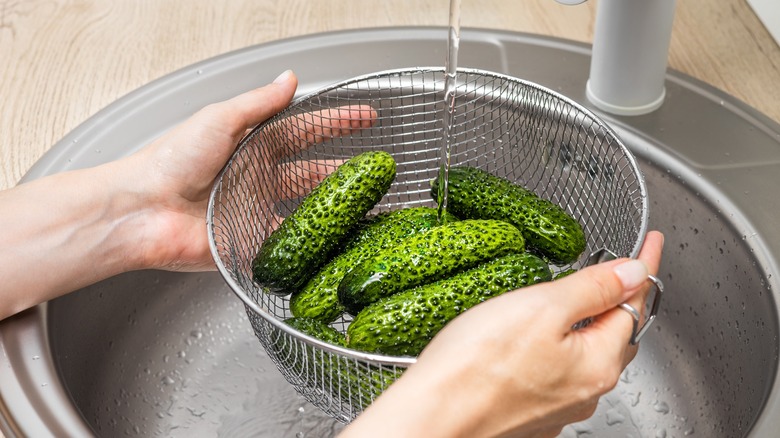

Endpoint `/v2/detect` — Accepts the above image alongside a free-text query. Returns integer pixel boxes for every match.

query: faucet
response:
[556,0,678,116]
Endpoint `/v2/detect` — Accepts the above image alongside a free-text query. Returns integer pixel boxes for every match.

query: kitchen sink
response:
[2,28,779,437]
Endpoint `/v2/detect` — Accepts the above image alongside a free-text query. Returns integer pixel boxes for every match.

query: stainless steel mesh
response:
[207,68,649,422]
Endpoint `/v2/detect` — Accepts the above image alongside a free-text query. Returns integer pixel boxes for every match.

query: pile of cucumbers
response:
[252,151,586,357]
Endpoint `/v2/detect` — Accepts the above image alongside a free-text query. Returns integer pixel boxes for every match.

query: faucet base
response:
[586,79,666,116]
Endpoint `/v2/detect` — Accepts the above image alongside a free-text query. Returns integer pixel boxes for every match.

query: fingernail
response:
[273,70,293,84]
[613,259,648,290]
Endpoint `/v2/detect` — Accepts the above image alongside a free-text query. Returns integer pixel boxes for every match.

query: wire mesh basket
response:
[207,67,649,423]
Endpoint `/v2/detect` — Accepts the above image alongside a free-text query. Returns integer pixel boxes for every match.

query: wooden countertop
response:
[1,0,778,192]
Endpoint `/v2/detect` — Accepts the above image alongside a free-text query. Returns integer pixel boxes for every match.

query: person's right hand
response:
[341,230,664,438]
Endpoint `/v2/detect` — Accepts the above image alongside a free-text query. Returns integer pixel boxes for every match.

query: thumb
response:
[192,69,299,141]
[546,258,649,328]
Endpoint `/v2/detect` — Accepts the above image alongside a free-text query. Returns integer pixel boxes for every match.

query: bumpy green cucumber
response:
[284,317,347,347]
[252,151,396,293]
[431,166,586,264]
[554,268,578,280]
[347,252,552,356]
[338,219,526,315]
[290,207,459,323]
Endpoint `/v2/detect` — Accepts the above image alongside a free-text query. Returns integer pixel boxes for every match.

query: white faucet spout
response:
[586,0,677,116]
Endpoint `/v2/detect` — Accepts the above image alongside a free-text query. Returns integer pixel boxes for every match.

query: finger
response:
[587,304,640,368]
[637,230,664,275]
[580,231,665,362]
[621,230,665,342]
[624,230,665,314]
[277,158,347,198]
[280,105,378,149]
[197,70,299,141]
[550,230,665,328]
[546,258,649,328]
[613,230,665,323]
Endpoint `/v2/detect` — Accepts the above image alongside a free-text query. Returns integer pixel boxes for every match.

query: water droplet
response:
[40,382,48,387]
[684,426,695,435]
[32,355,40,360]
[570,423,593,436]
[178,351,186,359]
[297,406,305,413]
[190,330,203,339]
[296,433,305,438]
[605,408,625,426]
[655,429,667,438]
[630,391,641,407]
[161,376,175,385]
[653,401,670,414]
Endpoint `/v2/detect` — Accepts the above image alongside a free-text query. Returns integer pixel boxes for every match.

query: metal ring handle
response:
[619,274,664,345]
[580,248,665,345]
[618,302,641,344]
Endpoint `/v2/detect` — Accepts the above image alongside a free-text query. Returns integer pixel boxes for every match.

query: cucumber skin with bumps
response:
[347,252,552,356]
[554,268,578,280]
[252,151,396,293]
[284,317,347,347]
[338,219,526,315]
[290,207,459,323]
[431,166,586,265]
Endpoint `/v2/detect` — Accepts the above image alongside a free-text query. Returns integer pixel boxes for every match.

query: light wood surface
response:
[1,0,778,191]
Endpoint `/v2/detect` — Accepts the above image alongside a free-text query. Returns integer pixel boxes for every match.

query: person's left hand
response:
[115,70,375,272]
[0,70,380,319]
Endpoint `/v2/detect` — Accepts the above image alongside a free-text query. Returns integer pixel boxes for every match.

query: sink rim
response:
[1,26,779,437]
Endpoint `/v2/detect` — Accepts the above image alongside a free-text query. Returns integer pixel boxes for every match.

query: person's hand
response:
[342,231,664,438]
[113,70,375,272]
[0,70,376,319]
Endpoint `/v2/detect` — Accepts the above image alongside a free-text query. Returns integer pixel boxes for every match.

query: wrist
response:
[0,161,150,318]
[343,361,496,438]
[89,160,154,273]
[105,150,217,273]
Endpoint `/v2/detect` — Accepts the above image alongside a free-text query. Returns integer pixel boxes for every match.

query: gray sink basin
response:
[2,28,779,437]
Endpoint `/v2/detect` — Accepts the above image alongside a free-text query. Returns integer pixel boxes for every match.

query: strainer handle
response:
[583,248,664,345]
[626,274,663,345]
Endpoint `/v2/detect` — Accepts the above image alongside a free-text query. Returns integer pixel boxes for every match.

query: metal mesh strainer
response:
[207,68,649,422]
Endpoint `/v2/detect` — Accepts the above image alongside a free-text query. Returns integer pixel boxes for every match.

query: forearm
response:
[0,161,145,319]
[341,361,511,438]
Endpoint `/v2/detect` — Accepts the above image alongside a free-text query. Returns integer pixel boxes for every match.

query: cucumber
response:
[554,268,578,280]
[284,317,347,347]
[430,166,586,264]
[252,151,396,293]
[347,252,552,356]
[290,207,459,323]
[338,219,526,315]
